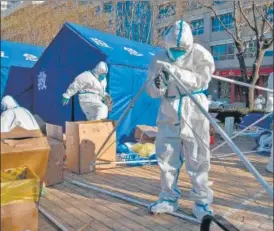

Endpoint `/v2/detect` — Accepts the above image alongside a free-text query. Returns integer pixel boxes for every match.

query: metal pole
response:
[70,180,200,224]
[157,61,273,199]
[39,206,69,231]
[212,112,273,153]
[95,159,158,165]
[212,75,273,93]
[89,78,154,170]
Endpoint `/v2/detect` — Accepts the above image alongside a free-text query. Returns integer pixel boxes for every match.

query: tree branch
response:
[238,1,256,32]
[252,2,260,42]
[255,4,273,31]
[199,1,238,42]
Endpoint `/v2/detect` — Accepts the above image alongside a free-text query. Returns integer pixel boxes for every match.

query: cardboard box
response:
[1,127,50,182]
[44,124,65,186]
[1,202,38,231]
[1,167,40,205]
[135,125,158,144]
[66,120,116,174]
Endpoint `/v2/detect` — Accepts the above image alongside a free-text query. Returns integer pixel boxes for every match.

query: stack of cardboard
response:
[1,127,50,231]
[135,125,158,144]
[66,120,116,174]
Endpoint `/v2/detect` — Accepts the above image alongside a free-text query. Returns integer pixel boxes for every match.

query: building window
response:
[265,50,273,56]
[212,13,233,32]
[264,3,273,22]
[191,19,204,35]
[211,43,235,61]
[158,2,176,20]
[108,19,113,29]
[157,25,172,38]
[213,1,226,4]
[104,2,112,13]
[244,40,256,58]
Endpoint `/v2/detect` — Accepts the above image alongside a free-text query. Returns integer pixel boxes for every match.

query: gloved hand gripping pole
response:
[157,60,274,199]
[89,77,155,170]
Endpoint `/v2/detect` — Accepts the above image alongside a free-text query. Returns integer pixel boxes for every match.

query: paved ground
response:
[39,136,273,231]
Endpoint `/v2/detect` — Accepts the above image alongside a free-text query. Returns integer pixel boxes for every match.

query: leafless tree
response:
[199,0,273,109]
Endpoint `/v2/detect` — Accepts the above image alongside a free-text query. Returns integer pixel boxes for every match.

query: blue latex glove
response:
[62,97,70,106]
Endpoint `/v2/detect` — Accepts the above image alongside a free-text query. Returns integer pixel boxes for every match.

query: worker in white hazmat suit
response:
[265,72,273,113]
[254,94,266,110]
[62,61,110,120]
[1,95,39,132]
[146,19,215,221]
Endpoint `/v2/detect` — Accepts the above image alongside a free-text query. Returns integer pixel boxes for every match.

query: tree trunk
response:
[236,50,249,107]
[249,49,265,110]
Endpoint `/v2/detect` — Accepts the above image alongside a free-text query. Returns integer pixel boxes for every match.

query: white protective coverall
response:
[254,95,266,110]
[62,61,109,120]
[265,72,273,112]
[146,20,215,220]
[1,95,39,132]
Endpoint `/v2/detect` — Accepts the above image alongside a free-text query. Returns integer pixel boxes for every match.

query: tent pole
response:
[39,206,68,231]
[69,179,200,224]
[212,75,273,93]
[89,78,154,170]
[157,61,273,199]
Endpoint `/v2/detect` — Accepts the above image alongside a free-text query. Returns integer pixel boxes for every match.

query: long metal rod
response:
[70,180,201,224]
[95,79,153,157]
[212,75,273,93]
[39,206,69,231]
[158,61,273,199]
[89,78,154,170]
[211,112,273,153]
[96,159,158,165]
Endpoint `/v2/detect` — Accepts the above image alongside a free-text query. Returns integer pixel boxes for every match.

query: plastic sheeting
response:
[239,113,273,130]
[33,22,161,141]
[1,40,44,98]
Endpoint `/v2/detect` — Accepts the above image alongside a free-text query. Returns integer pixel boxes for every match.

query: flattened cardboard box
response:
[1,202,38,231]
[66,120,116,174]
[1,127,50,182]
[44,124,65,186]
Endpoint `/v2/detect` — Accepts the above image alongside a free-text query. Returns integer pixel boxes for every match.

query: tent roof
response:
[66,22,162,69]
[1,40,44,68]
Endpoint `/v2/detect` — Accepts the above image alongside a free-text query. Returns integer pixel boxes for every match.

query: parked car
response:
[209,100,227,110]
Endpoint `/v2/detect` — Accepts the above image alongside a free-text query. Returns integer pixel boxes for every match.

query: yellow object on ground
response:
[1,167,40,205]
[131,143,155,158]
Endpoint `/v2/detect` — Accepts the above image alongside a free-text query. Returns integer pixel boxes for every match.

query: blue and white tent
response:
[32,22,162,142]
[1,40,44,109]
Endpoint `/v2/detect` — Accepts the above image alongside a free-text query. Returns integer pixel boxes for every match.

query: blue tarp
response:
[33,22,162,141]
[1,40,44,101]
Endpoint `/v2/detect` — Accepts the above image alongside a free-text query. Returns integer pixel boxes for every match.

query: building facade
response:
[184,1,273,103]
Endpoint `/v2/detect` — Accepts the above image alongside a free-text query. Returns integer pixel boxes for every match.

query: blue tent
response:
[33,22,162,142]
[1,40,44,99]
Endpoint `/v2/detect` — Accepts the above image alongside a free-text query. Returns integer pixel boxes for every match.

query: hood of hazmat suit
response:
[62,61,109,120]
[1,95,39,132]
[254,95,265,110]
[146,19,215,219]
[266,72,273,112]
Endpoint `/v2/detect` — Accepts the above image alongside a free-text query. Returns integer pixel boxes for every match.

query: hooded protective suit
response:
[1,95,39,132]
[146,20,215,220]
[62,61,109,120]
[254,95,265,110]
[265,72,273,112]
